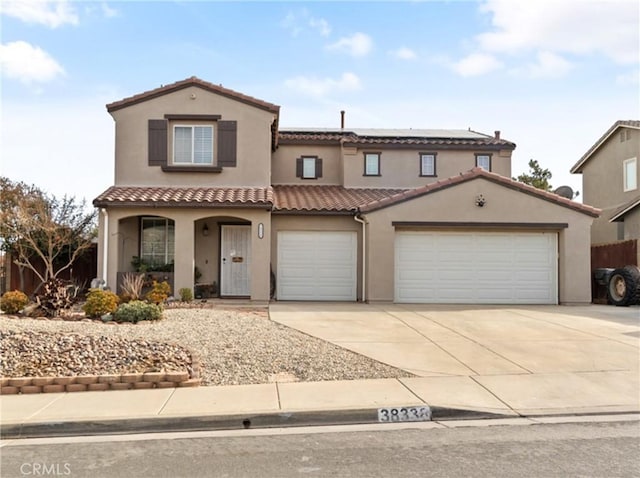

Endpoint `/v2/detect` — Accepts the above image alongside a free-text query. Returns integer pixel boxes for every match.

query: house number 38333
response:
[378,406,432,422]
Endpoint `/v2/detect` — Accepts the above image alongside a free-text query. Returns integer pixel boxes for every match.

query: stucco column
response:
[173,216,195,296]
[106,212,119,291]
[250,213,271,302]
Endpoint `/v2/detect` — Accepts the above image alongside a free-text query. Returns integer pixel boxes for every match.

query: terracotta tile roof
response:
[93,186,273,208]
[359,168,601,217]
[278,128,516,149]
[106,76,280,114]
[272,185,407,213]
[571,120,640,173]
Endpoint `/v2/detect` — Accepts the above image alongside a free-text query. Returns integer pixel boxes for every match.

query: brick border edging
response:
[0,370,201,395]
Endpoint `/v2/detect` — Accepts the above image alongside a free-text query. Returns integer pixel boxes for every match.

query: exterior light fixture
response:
[258,223,264,239]
[202,223,209,236]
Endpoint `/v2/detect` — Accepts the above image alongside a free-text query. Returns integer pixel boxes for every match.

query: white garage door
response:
[277,231,357,301]
[395,231,557,304]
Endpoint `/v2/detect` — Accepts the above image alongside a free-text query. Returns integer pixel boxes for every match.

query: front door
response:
[220,225,251,297]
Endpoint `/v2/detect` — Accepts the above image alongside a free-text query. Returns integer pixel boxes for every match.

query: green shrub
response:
[0,290,29,314]
[83,289,119,318]
[36,278,79,317]
[146,280,171,304]
[113,300,163,323]
[178,287,193,302]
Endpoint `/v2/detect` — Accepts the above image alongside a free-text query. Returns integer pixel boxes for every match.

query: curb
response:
[0,406,510,439]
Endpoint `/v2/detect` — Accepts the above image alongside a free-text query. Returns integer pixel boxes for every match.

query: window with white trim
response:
[420,153,436,176]
[364,153,380,176]
[141,217,175,268]
[476,154,491,171]
[174,125,214,164]
[623,157,637,192]
[303,157,317,178]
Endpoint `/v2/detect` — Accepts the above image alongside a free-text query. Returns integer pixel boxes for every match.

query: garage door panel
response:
[278,231,357,301]
[395,231,557,305]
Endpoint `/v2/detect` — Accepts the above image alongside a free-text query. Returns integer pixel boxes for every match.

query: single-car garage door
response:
[395,231,557,304]
[277,231,357,301]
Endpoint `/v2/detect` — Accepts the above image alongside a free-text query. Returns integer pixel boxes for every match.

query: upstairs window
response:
[174,125,214,164]
[141,217,175,269]
[296,156,323,179]
[624,157,637,192]
[475,154,492,171]
[364,153,380,176]
[420,153,437,176]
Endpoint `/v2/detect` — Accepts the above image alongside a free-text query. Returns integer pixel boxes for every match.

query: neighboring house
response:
[571,120,640,244]
[94,77,599,305]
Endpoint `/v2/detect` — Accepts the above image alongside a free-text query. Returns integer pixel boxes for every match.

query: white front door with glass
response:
[220,225,251,297]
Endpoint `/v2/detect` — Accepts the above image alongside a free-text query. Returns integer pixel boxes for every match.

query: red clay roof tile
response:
[272,185,406,213]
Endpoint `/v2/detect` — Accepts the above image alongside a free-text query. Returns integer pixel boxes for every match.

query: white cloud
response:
[1,0,79,28]
[478,0,639,65]
[0,41,65,84]
[101,2,118,19]
[513,51,573,79]
[616,69,640,86]
[452,53,503,77]
[310,17,331,37]
[284,72,361,97]
[390,47,417,61]
[327,32,373,57]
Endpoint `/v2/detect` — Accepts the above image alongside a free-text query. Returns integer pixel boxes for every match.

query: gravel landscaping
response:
[0,307,413,386]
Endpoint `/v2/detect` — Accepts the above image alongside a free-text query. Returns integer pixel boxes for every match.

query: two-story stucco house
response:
[571,120,640,244]
[94,77,599,305]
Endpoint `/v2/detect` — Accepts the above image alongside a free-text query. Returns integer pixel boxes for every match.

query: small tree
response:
[514,159,553,191]
[0,177,97,292]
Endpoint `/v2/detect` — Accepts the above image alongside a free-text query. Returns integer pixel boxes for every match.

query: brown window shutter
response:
[296,157,303,178]
[217,120,237,167]
[316,158,323,178]
[148,119,168,166]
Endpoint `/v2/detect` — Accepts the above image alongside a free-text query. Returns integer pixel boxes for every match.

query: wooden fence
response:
[590,239,638,303]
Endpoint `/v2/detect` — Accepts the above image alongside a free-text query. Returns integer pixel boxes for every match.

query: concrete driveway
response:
[270,303,640,415]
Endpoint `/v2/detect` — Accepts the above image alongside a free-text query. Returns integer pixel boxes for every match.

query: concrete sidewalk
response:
[1,304,639,438]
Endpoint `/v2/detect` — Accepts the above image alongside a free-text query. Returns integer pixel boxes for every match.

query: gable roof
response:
[571,120,640,173]
[93,186,273,208]
[359,167,601,217]
[106,76,281,114]
[610,195,640,222]
[279,128,516,150]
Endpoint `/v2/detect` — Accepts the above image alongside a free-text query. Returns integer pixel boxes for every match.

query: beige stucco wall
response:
[579,127,640,244]
[110,85,275,188]
[363,177,595,304]
[97,207,272,301]
[271,145,342,185]
[270,215,362,300]
[622,207,640,242]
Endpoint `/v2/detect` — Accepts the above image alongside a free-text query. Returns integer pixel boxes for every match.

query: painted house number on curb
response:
[378,406,432,422]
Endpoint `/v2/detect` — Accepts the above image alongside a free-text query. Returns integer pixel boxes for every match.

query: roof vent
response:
[341,110,345,129]
[494,130,501,140]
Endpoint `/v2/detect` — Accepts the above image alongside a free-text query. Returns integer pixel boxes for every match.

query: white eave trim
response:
[610,197,640,222]
[571,123,640,174]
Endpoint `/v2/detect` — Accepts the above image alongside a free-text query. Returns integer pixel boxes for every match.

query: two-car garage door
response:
[395,231,558,304]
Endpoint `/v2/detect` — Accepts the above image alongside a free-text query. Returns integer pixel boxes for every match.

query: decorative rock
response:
[31,377,55,386]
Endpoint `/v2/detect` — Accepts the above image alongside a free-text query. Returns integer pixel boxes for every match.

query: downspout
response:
[353,211,367,302]
[101,208,108,284]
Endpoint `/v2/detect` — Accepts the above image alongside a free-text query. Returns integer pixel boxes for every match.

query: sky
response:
[1,0,639,205]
